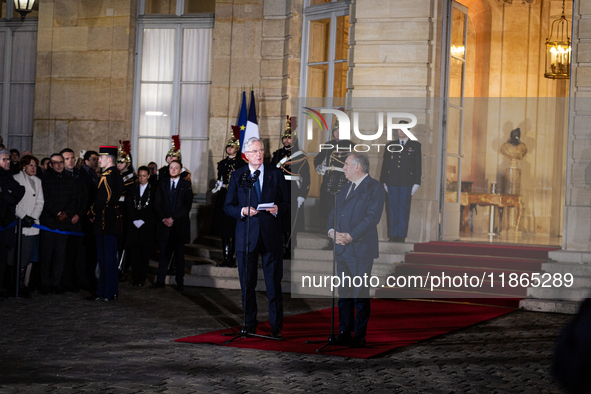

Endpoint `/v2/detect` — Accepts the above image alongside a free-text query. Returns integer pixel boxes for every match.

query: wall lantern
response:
[544,0,571,80]
[14,0,36,22]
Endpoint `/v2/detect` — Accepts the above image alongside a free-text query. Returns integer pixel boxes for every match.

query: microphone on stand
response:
[251,169,261,185]
[240,172,250,188]
[327,172,347,195]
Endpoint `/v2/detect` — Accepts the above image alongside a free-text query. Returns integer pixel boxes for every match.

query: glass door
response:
[442,1,468,240]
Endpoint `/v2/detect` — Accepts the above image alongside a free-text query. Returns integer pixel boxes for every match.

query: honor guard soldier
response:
[117,140,138,201]
[158,135,192,183]
[212,132,247,267]
[313,120,355,240]
[116,140,137,278]
[271,116,310,258]
[380,120,421,243]
[89,146,124,301]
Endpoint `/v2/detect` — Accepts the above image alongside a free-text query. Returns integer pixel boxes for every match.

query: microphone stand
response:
[305,172,350,353]
[223,170,281,344]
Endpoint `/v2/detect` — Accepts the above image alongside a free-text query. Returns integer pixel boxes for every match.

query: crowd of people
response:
[0,136,193,302]
[0,116,421,348]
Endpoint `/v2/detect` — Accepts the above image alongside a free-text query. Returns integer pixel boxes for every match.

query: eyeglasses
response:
[247,149,265,155]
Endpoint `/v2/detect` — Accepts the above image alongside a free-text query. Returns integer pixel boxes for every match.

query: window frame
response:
[131,14,214,174]
[0,19,37,151]
[298,0,351,149]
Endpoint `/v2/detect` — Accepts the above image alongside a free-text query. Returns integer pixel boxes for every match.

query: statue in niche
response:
[500,127,528,163]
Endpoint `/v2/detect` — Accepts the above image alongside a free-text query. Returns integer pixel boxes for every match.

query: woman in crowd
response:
[14,155,44,296]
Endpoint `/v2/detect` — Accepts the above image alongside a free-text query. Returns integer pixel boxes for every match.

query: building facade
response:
[0,0,589,252]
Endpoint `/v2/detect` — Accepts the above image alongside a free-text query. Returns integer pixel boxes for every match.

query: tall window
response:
[133,0,213,193]
[299,0,350,152]
[0,2,38,152]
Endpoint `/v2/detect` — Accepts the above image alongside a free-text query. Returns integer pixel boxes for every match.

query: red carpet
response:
[175,299,513,358]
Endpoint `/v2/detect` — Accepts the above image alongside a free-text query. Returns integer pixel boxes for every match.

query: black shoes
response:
[389,236,406,243]
[150,282,165,289]
[271,328,282,339]
[241,326,256,335]
[176,284,185,292]
[351,335,367,347]
[335,331,352,346]
[334,332,367,347]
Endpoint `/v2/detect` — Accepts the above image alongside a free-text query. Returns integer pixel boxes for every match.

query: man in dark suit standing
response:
[380,120,421,243]
[152,160,193,291]
[224,137,290,338]
[328,152,385,347]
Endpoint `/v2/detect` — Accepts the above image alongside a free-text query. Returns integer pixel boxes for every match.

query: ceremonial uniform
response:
[212,155,247,238]
[313,138,355,229]
[271,145,310,253]
[380,138,421,241]
[91,157,124,301]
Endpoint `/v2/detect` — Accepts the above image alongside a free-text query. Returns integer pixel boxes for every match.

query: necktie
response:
[346,182,355,199]
[253,174,261,202]
[171,181,176,192]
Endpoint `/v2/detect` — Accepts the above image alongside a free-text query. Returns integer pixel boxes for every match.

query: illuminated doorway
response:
[440,0,571,245]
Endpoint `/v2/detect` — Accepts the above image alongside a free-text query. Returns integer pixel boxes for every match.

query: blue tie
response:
[253,176,262,202]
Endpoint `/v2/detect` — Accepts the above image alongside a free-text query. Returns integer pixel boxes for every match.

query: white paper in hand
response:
[256,202,275,210]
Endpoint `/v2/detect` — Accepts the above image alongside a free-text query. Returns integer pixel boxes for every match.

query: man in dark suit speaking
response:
[224,137,290,338]
[328,152,385,347]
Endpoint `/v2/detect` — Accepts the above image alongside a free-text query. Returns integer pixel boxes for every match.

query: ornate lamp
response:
[14,0,36,22]
[544,0,571,80]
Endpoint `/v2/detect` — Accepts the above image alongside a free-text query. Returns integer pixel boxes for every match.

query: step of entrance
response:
[158,233,410,296]
[296,233,415,255]
[519,298,581,314]
[185,243,223,263]
[519,250,591,314]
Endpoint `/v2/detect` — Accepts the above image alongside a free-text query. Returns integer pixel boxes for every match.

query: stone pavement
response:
[0,285,572,393]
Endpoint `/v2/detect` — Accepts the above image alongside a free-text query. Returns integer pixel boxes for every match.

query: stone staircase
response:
[519,250,591,314]
[163,233,412,295]
[157,234,590,315]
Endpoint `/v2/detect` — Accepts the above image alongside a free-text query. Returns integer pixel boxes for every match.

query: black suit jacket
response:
[154,177,193,244]
[125,182,156,247]
[92,166,123,236]
[223,164,290,253]
[327,175,385,259]
[380,139,422,187]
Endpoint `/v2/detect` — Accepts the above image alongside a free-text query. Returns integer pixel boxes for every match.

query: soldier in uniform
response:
[271,116,310,258]
[380,120,421,243]
[211,134,246,267]
[158,135,192,183]
[313,121,355,238]
[89,146,124,301]
[116,140,137,276]
[117,140,138,201]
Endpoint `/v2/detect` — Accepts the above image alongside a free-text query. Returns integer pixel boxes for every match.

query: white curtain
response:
[141,29,175,82]
[178,28,212,193]
[138,29,175,168]
[137,27,212,193]
[7,31,36,152]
